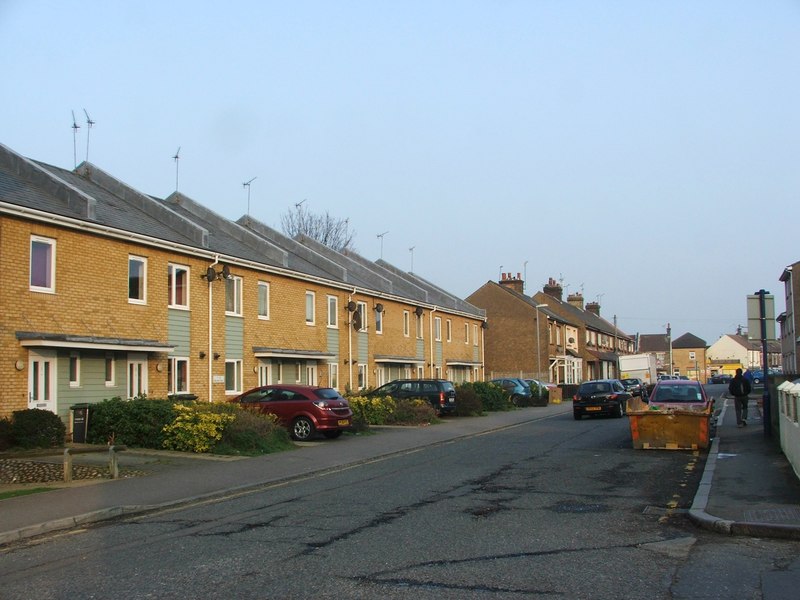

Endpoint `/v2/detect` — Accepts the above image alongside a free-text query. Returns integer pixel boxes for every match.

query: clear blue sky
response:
[2,1,799,344]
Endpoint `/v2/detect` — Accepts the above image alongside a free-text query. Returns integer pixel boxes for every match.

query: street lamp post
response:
[535,303,548,380]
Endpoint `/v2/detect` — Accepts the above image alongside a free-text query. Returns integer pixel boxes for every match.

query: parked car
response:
[490,378,533,405]
[648,379,711,412]
[620,378,645,397]
[572,379,631,420]
[367,379,457,414]
[708,374,732,384]
[230,384,353,441]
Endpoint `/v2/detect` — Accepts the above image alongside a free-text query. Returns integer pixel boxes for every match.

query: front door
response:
[305,364,318,386]
[28,349,57,413]
[258,360,271,386]
[127,353,148,399]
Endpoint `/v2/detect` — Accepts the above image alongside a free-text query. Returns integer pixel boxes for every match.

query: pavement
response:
[2,396,800,547]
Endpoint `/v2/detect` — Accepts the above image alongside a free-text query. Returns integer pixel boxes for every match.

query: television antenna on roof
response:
[172,147,181,192]
[409,246,415,271]
[243,177,257,215]
[294,198,306,209]
[83,109,95,163]
[71,111,80,168]
[376,231,389,259]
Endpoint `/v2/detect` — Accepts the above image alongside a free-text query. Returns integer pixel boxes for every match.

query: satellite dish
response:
[221,264,231,279]
[205,267,217,281]
[375,303,384,313]
[352,310,363,330]
[481,321,488,329]
[347,301,357,312]
[414,306,423,317]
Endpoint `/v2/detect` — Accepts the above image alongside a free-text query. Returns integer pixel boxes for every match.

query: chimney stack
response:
[567,293,584,310]
[543,277,563,301]
[499,271,524,294]
[586,301,600,316]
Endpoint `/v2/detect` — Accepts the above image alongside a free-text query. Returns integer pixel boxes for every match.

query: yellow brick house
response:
[0,142,485,426]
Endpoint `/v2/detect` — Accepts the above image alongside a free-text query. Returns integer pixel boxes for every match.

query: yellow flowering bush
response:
[348,395,396,427]
[162,404,235,453]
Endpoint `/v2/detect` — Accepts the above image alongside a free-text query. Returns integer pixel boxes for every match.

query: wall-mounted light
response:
[156,363,164,373]
[14,360,24,371]
[199,351,206,359]
[213,352,221,360]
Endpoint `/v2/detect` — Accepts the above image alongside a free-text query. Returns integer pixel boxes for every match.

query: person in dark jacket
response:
[728,368,752,427]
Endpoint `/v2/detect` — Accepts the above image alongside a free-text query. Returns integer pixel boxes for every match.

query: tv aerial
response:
[294,198,306,209]
[71,110,80,168]
[172,147,181,192]
[83,109,95,163]
[243,177,257,215]
[376,231,389,259]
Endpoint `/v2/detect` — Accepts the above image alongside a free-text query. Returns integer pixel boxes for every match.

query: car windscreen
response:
[653,385,703,403]
[314,388,342,400]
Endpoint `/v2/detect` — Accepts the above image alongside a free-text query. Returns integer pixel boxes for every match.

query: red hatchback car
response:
[230,385,353,441]
[648,379,711,412]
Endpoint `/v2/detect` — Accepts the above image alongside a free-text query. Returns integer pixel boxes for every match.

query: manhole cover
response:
[744,508,800,523]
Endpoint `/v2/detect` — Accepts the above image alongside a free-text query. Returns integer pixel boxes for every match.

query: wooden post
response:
[63,448,73,483]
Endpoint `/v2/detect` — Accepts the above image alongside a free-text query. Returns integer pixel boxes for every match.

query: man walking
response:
[728,368,752,427]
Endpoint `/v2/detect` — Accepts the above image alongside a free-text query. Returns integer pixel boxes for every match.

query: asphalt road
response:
[1,409,798,599]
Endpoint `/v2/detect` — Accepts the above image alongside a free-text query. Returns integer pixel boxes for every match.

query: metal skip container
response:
[627,396,712,450]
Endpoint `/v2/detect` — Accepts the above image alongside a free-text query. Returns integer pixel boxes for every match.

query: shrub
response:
[87,397,179,447]
[10,409,66,449]
[387,398,438,425]
[454,384,484,416]
[347,394,396,429]
[162,404,235,453]
[0,417,13,451]
[468,381,512,412]
[213,408,293,455]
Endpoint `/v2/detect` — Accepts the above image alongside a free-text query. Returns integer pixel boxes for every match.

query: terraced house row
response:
[0,142,486,424]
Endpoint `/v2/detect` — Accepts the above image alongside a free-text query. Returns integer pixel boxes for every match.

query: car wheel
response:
[573,411,582,420]
[615,400,625,418]
[322,430,343,439]
[291,416,315,441]
[511,394,522,406]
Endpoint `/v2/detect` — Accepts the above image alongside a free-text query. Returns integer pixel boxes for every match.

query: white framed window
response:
[358,363,367,390]
[168,264,190,308]
[473,324,479,346]
[104,353,115,387]
[415,313,424,339]
[68,352,80,388]
[295,362,302,383]
[689,351,696,360]
[403,310,410,337]
[305,291,315,325]
[434,317,442,341]
[464,323,469,344]
[168,357,189,394]
[416,365,424,379]
[276,362,283,384]
[128,255,147,304]
[225,359,243,394]
[30,235,56,293]
[435,366,442,378]
[446,319,452,342]
[356,302,368,332]
[327,295,338,328]
[225,276,243,316]
[258,281,270,319]
[375,307,383,334]
[328,363,339,390]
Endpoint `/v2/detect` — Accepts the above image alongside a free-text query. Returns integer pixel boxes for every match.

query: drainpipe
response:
[481,320,486,381]
[348,288,356,389]
[208,254,219,403]
[429,306,438,377]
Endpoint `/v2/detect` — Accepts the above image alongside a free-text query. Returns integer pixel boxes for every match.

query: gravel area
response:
[0,458,148,484]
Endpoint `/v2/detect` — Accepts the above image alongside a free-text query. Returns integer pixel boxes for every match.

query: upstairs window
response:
[168,264,189,308]
[30,236,55,293]
[356,302,368,332]
[128,256,147,304]
[305,291,316,325]
[403,311,410,337]
[258,282,270,319]
[375,306,383,334]
[327,295,338,328]
[225,276,243,316]
[434,317,442,341]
